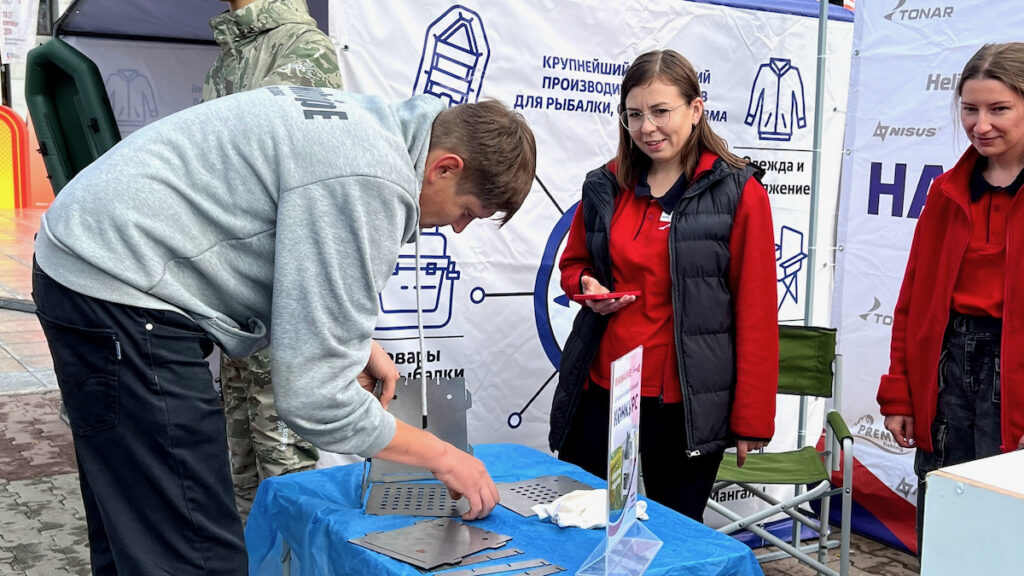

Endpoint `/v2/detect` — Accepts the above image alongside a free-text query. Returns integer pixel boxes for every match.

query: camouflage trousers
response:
[221,347,318,522]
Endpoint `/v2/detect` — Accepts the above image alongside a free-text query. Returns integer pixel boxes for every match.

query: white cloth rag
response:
[532,489,649,529]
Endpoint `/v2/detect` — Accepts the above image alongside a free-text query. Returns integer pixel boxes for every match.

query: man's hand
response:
[884,415,916,448]
[736,439,768,468]
[429,442,500,520]
[356,340,399,409]
[375,420,500,520]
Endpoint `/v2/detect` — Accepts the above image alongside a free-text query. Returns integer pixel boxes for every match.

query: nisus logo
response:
[884,0,954,21]
[873,122,938,142]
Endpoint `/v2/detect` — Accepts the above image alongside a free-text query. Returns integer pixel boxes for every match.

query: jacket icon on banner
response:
[745,57,807,142]
[413,5,490,106]
[105,69,159,131]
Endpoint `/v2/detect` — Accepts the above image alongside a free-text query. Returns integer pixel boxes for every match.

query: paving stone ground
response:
[0,391,920,576]
[0,391,90,576]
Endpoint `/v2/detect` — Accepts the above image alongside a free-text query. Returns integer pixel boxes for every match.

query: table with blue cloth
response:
[246,443,763,576]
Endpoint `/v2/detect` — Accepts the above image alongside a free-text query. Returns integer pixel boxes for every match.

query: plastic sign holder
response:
[577,346,661,576]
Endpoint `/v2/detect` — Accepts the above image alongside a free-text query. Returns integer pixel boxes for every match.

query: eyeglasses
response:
[619,103,688,131]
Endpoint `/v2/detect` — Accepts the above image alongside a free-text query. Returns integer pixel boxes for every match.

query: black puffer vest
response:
[548,157,762,456]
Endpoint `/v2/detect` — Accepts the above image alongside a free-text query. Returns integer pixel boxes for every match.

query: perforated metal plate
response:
[368,377,472,484]
[366,482,462,517]
[349,518,512,570]
[496,475,592,517]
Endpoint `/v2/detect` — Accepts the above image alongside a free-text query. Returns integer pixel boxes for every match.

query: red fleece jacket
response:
[878,146,1024,453]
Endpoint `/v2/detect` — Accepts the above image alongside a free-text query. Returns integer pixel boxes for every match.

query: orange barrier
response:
[0,105,30,209]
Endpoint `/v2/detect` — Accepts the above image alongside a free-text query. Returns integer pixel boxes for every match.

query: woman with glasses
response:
[548,49,779,522]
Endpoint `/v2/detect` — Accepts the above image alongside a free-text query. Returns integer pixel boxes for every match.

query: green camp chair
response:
[707,324,853,576]
[24,37,121,195]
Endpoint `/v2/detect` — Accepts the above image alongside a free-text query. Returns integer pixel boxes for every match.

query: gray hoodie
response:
[35,86,445,457]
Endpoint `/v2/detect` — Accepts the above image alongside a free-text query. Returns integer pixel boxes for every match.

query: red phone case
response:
[571,290,641,302]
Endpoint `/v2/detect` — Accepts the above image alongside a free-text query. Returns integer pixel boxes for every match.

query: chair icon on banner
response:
[776,225,808,311]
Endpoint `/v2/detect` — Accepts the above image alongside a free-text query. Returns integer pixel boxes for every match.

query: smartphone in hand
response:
[571,290,641,302]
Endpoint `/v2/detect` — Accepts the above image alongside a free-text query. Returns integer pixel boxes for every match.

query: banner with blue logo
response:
[62,37,220,136]
[833,0,1021,554]
[331,0,853,529]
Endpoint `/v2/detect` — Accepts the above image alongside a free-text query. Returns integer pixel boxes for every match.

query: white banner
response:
[63,37,220,136]
[833,0,1024,551]
[1,0,39,64]
[332,0,852,526]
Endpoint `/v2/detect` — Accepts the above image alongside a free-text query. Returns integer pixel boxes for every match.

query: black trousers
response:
[913,313,1002,554]
[558,385,724,523]
[33,265,247,575]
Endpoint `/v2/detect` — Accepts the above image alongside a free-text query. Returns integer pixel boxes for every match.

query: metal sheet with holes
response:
[368,377,472,483]
[496,475,593,517]
[366,483,461,517]
[349,518,512,570]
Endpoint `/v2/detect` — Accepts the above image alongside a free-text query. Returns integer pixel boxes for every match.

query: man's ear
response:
[428,152,465,180]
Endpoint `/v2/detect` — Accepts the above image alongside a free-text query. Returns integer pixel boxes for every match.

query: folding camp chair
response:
[707,325,853,576]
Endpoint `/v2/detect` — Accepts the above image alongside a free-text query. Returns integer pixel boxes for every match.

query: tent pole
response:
[797,0,830,471]
[804,0,829,329]
[790,2,831,541]
[791,2,833,539]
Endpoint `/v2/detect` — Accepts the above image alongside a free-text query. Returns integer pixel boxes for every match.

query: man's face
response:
[419,177,495,233]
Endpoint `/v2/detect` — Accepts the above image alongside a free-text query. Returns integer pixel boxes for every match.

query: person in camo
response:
[203,0,342,522]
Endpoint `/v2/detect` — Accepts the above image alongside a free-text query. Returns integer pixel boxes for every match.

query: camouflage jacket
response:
[202,0,342,101]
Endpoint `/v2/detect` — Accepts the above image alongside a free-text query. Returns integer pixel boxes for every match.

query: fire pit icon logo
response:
[376,229,462,331]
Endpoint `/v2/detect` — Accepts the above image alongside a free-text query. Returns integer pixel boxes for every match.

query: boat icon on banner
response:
[413,5,490,106]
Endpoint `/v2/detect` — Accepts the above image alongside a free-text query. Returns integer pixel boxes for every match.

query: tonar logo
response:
[884,0,954,21]
[859,296,893,325]
[883,0,907,18]
[873,121,938,142]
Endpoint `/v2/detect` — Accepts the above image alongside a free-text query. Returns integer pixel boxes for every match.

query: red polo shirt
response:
[951,159,1024,318]
[560,153,778,406]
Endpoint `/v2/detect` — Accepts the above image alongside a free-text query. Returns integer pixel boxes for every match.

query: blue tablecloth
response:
[246,443,763,576]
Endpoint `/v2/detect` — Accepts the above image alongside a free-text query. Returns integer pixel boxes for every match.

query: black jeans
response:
[914,313,1002,553]
[33,264,246,575]
[558,385,724,523]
